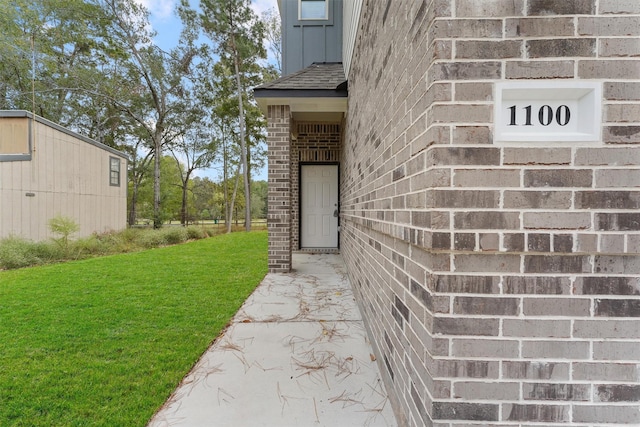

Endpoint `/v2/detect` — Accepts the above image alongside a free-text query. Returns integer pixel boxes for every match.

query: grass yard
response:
[0,231,268,426]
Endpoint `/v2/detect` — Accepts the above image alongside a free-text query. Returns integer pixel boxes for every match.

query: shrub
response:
[162,227,188,245]
[30,240,62,262]
[49,215,80,251]
[118,227,143,243]
[94,231,130,253]
[0,237,46,269]
[0,224,212,270]
[185,226,206,240]
[138,230,168,249]
[73,235,108,257]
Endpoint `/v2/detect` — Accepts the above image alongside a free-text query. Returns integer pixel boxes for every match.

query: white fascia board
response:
[256,97,348,115]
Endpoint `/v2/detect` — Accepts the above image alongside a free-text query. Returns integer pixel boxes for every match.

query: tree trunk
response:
[153,130,162,228]
[222,135,230,232]
[227,165,241,234]
[180,170,193,226]
[230,37,251,232]
[181,182,188,226]
[129,179,139,226]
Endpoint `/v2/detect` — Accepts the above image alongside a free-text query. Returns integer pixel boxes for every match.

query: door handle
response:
[333,209,339,218]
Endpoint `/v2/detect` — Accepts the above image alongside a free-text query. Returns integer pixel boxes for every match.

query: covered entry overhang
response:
[254,63,347,273]
[254,63,348,119]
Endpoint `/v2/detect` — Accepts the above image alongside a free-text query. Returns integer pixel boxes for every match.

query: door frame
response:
[298,162,340,249]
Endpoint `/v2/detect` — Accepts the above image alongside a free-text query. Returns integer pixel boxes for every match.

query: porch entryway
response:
[300,164,339,249]
[254,62,347,272]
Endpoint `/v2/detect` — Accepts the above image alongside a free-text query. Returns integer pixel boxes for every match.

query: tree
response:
[205,53,269,233]
[200,0,266,232]
[1,0,271,232]
[215,105,242,233]
[208,64,244,233]
[0,0,113,124]
[136,155,184,223]
[125,135,153,226]
[169,108,219,226]
[0,0,36,111]
[191,177,218,221]
[251,180,268,220]
[261,7,282,75]
[98,0,200,228]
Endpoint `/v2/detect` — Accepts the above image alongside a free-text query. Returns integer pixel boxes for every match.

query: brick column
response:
[267,105,291,272]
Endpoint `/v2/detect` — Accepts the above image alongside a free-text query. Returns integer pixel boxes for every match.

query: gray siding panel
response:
[282,0,343,75]
[302,26,327,67]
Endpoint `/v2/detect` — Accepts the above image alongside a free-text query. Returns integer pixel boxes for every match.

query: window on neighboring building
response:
[0,117,30,161]
[299,0,327,20]
[109,157,121,186]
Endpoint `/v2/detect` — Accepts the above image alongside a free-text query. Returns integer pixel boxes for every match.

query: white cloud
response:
[134,0,177,20]
[251,0,278,17]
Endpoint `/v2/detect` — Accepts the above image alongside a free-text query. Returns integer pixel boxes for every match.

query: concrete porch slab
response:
[148,254,397,427]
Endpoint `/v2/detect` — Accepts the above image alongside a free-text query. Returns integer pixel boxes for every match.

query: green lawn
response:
[0,231,268,426]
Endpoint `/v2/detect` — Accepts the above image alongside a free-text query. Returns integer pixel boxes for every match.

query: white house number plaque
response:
[494,81,602,144]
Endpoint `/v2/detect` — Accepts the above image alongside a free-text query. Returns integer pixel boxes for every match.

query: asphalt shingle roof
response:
[255,62,346,92]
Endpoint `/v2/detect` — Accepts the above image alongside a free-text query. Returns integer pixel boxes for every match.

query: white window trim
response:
[298,0,328,21]
[109,156,121,187]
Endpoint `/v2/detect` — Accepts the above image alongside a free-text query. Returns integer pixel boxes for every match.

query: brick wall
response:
[267,105,292,272]
[342,1,640,426]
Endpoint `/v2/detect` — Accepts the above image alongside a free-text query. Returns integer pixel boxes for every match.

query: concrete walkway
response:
[148,253,397,427]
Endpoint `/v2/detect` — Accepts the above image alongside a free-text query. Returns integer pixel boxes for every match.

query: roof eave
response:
[254,88,347,98]
[255,95,348,116]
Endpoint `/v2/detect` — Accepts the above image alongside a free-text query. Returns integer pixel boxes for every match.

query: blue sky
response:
[138,0,278,181]
[140,0,277,47]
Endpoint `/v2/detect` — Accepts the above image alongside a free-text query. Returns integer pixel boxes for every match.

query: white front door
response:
[301,164,338,248]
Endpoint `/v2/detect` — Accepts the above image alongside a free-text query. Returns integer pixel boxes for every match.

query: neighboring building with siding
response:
[256,1,640,425]
[0,110,127,241]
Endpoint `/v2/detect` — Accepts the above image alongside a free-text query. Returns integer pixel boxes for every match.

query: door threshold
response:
[296,248,340,254]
